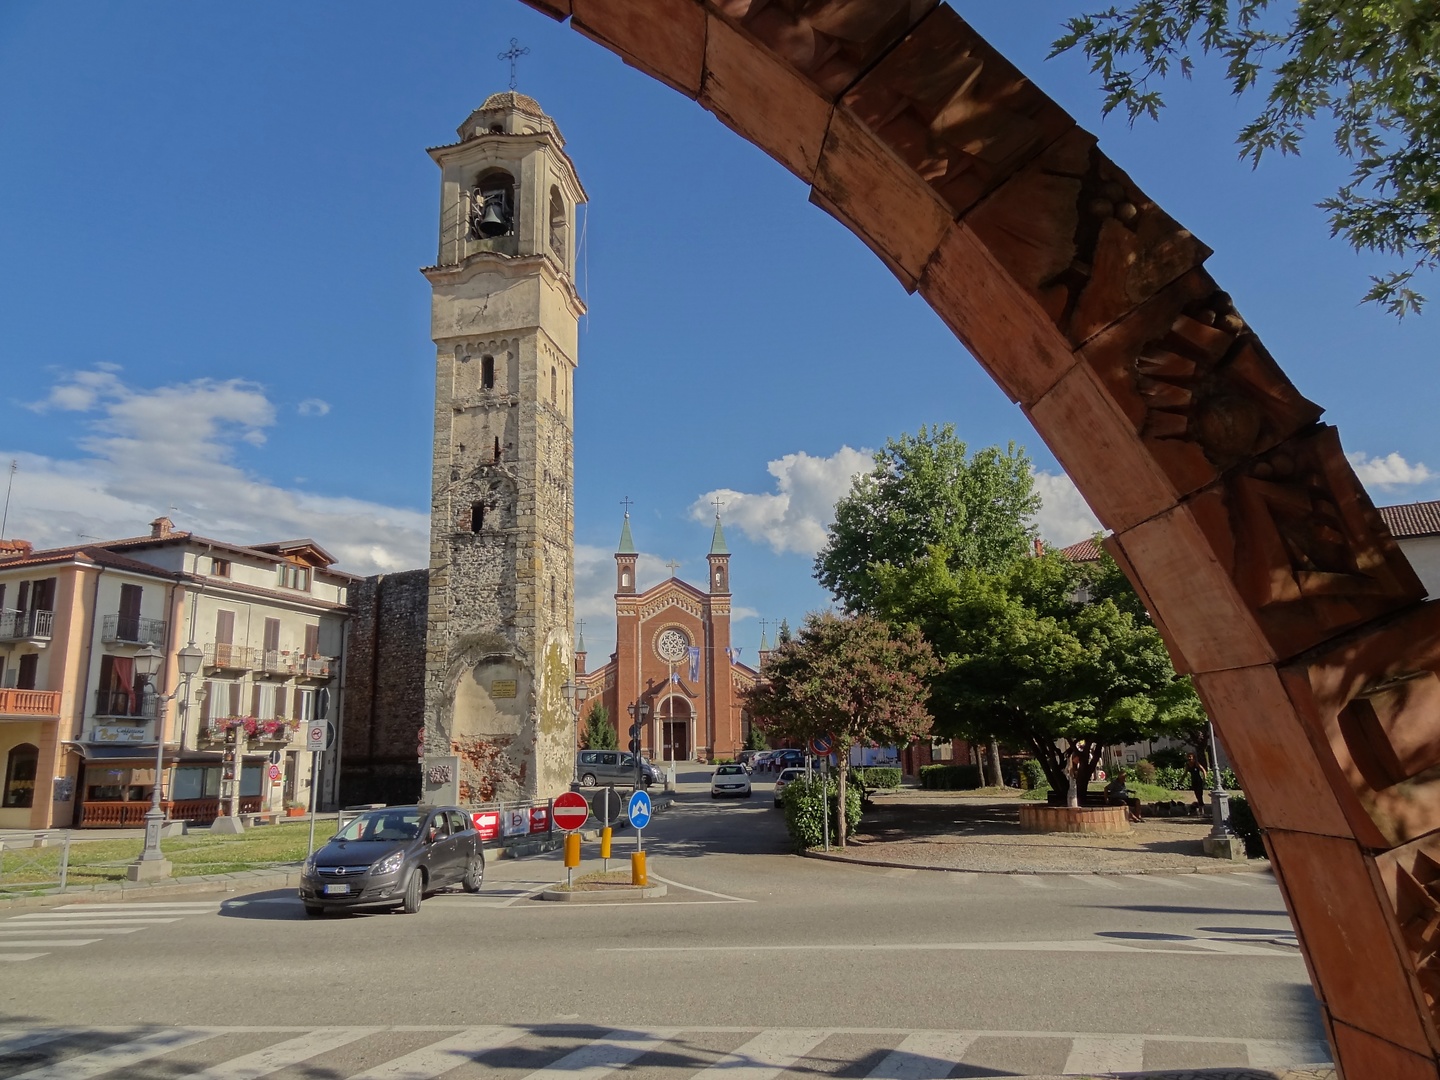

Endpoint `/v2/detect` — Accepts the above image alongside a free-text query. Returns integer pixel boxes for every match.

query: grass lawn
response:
[0,819,339,891]
[1019,781,1239,803]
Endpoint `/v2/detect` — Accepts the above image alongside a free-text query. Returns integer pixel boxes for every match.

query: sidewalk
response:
[1006,1070,1332,1080]
[811,791,1265,875]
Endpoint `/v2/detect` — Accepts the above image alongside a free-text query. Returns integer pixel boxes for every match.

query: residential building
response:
[0,518,354,829]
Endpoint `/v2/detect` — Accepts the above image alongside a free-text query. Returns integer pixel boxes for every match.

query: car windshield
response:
[780,769,802,780]
[337,809,423,842]
[716,765,745,775]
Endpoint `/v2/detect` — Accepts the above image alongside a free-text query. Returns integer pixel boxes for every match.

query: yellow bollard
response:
[600,827,612,859]
[564,832,581,868]
[631,850,647,887]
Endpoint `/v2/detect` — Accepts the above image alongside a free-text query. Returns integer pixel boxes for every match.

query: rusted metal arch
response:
[519,1,1440,1075]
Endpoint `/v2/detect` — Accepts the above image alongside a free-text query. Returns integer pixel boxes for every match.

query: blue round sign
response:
[627,789,652,829]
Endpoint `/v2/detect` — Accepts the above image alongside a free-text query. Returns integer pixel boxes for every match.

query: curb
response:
[537,883,668,902]
[801,850,1274,878]
[991,1068,1333,1080]
[0,867,301,910]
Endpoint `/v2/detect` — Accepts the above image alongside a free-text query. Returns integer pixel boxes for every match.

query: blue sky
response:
[1,1,1436,665]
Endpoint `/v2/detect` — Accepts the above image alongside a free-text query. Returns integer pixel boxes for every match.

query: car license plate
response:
[323,883,351,895]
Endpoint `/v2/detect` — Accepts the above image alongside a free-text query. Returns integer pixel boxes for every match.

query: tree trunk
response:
[836,757,849,847]
[988,739,1005,789]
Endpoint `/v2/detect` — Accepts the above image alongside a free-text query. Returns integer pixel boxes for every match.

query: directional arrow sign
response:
[553,791,589,832]
[627,789,652,830]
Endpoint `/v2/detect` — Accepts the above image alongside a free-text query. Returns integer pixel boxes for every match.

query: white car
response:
[773,766,805,807]
[710,764,752,799]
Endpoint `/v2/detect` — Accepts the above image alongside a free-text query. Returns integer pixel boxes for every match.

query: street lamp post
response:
[1206,719,1232,839]
[563,680,589,782]
[626,700,649,790]
[127,640,204,881]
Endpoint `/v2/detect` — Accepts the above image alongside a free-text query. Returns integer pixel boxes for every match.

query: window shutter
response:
[251,684,261,717]
[215,610,235,645]
[17,582,29,612]
[292,687,303,719]
[304,624,319,656]
[228,682,241,716]
[264,618,281,654]
[119,583,141,619]
[201,681,215,723]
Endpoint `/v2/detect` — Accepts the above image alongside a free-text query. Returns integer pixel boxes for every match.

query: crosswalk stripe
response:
[0,939,101,947]
[515,1028,680,1080]
[1014,877,1050,888]
[697,1029,830,1080]
[8,914,182,923]
[53,903,216,910]
[187,1026,380,1079]
[348,1025,529,1079]
[0,1029,79,1055]
[1062,1035,1144,1073]
[1245,1039,1332,1066]
[5,1026,220,1080]
[0,927,141,935]
[864,1031,976,1079]
[1069,875,1122,889]
[1123,875,1195,889]
[0,953,47,961]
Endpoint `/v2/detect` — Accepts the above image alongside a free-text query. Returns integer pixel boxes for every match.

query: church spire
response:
[709,512,729,555]
[617,512,636,555]
[707,507,730,596]
[615,506,637,595]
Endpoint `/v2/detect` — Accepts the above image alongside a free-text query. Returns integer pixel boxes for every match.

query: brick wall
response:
[342,569,429,806]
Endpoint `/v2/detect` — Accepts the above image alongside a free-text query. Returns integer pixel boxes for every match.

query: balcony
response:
[0,608,53,642]
[301,656,334,679]
[262,650,297,676]
[203,643,260,671]
[93,688,158,720]
[0,688,61,717]
[102,613,167,645]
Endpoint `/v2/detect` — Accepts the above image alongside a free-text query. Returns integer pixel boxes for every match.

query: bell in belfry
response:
[478,195,508,238]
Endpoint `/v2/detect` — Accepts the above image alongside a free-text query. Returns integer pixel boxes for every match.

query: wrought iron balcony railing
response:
[101,613,166,645]
[0,608,53,642]
[93,688,158,720]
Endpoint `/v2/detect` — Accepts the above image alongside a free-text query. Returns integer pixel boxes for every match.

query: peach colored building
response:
[576,514,759,764]
[0,518,354,830]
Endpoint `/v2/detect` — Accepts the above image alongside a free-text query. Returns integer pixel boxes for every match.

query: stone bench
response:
[1018,803,1132,835]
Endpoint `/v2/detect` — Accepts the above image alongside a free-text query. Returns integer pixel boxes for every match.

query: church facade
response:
[577,515,759,763]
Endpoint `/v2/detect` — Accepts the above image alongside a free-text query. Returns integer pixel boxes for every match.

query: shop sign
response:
[92,725,147,744]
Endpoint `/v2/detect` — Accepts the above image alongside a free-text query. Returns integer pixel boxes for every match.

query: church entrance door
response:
[663,721,689,762]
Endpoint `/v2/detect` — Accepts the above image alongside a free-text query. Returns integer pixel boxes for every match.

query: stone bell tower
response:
[421,91,587,804]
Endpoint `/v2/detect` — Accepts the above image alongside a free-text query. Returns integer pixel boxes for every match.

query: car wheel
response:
[774,800,782,808]
[744,791,752,799]
[710,792,719,799]
[303,903,325,917]
[401,868,423,914]
[580,773,597,787]
[462,853,485,894]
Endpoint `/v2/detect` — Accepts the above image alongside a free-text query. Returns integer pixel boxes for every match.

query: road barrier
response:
[0,832,71,893]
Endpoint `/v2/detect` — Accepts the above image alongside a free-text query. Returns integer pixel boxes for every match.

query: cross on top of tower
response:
[498,38,529,90]
[712,495,726,519]
[665,559,681,578]
[620,495,633,517]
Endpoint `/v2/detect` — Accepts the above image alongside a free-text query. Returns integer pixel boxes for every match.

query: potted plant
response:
[284,799,307,818]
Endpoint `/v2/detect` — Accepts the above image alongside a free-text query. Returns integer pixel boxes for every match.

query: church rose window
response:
[656,629,689,663]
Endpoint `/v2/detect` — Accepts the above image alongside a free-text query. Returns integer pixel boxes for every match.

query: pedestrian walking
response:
[1187,753,1209,815]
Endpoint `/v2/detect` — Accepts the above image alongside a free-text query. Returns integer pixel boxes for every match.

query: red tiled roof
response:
[1058,538,1103,563]
[1379,500,1440,539]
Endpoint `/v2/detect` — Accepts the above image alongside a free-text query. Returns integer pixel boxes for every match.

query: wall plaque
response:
[491,679,518,698]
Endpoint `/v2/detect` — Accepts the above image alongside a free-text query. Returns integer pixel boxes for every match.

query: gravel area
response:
[829,793,1265,874]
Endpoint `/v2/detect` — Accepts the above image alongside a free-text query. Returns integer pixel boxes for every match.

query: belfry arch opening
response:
[524,0,1440,1073]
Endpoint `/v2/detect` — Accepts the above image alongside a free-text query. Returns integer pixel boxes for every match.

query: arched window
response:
[481,355,495,390]
[2,743,38,809]
[622,571,631,588]
[551,366,557,403]
[548,186,568,263]
[493,437,501,462]
[471,502,485,532]
[470,170,515,240]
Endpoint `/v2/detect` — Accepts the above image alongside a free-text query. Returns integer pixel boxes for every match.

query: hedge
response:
[781,775,862,850]
[918,764,982,790]
[1226,796,1266,858]
[852,766,902,793]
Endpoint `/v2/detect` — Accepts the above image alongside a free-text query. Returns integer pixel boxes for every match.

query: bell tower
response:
[421,91,587,804]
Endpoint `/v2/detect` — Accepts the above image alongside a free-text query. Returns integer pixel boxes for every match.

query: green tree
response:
[744,612,937,846]
[581,702,617,750]
[1052,2,1440,316]
[815,426,1040,613]
[744,722,769,751]
[873,548,1199,795]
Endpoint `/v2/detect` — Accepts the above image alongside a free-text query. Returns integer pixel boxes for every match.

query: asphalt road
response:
[0,767,1327,1078]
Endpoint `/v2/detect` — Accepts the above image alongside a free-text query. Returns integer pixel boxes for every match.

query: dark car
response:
[576,750,661,789]
[298,805,484,916]
[771,749,806,771]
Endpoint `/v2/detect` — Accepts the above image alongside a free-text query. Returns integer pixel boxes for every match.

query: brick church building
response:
[576,513,759,763]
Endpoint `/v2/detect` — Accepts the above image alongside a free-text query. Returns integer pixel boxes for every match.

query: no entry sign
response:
[553,791,589,832]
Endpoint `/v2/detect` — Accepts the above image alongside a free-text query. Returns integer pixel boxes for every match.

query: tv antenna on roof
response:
[0,460,14,541]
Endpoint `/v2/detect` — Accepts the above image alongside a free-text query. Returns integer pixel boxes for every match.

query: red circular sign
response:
[267,764,281,781]
[553,791,589,832]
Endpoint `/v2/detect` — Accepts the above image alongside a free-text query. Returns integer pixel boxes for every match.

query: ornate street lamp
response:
[562,680,590,781]
[127,640,203,880]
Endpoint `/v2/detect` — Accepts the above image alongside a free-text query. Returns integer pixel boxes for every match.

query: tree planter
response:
[1019,804,1131,835]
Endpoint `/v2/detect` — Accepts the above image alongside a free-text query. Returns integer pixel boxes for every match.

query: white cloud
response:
[298,398,331,417]
[1031,470,1103,549]
[1,368,427,576]
[572,543,673,665]
[690,446,873,556]
[1347,451,1433,488]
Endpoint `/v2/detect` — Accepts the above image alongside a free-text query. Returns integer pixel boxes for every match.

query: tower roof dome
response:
[453,90,564,146]
[479,90,546,117]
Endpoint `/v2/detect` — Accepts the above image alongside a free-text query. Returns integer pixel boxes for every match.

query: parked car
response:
[750,751,775,772]
[299,805,483,916]
[771,749,806,771]
[737,749,763,772]
[773,766,805,807]
[577,750,660,789]
[711,763,753,799]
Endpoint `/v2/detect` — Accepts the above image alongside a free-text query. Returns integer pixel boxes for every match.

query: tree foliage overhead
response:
[744,612,938,846]
[872,546,1204,792]
[815,425,1040,612]
[1052,1,1440,316]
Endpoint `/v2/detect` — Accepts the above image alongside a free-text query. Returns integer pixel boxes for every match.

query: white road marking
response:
[646,873,754,903]
[698,1029,831,1080]
[0,939,102,947]
[1069,875,1122,889]
[864,1032,977,1079]
[514,1028,680,1080]
[1246,1039,1332,1066]
[1013,877,1050,888]
[0,927,141,935]
[5,1026,220,1080]
[1123,875,1195,889]
[53,902,217,909]
[2,918,181,927]
[348,1025,529,1079]
[0,1029,81,1055]
[0,953,48,961]
[1063,1035,1144,1073]
[187,1026,380,1078]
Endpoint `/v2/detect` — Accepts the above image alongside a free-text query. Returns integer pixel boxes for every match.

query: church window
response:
[493,437,501,462]
[548,186,568,264]
[551,366,557,403]
[622,571,631,588]
[550,577,556,611]
[469,170,515,240]
[471,502,485,532]
[481,355,495,390]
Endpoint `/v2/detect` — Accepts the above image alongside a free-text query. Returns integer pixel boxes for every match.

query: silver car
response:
[773,767,805,807]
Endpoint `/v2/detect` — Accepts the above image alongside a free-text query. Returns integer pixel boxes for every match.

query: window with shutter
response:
[251,684,261,717]
[228,682,241,717]
[304,624,319,657]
